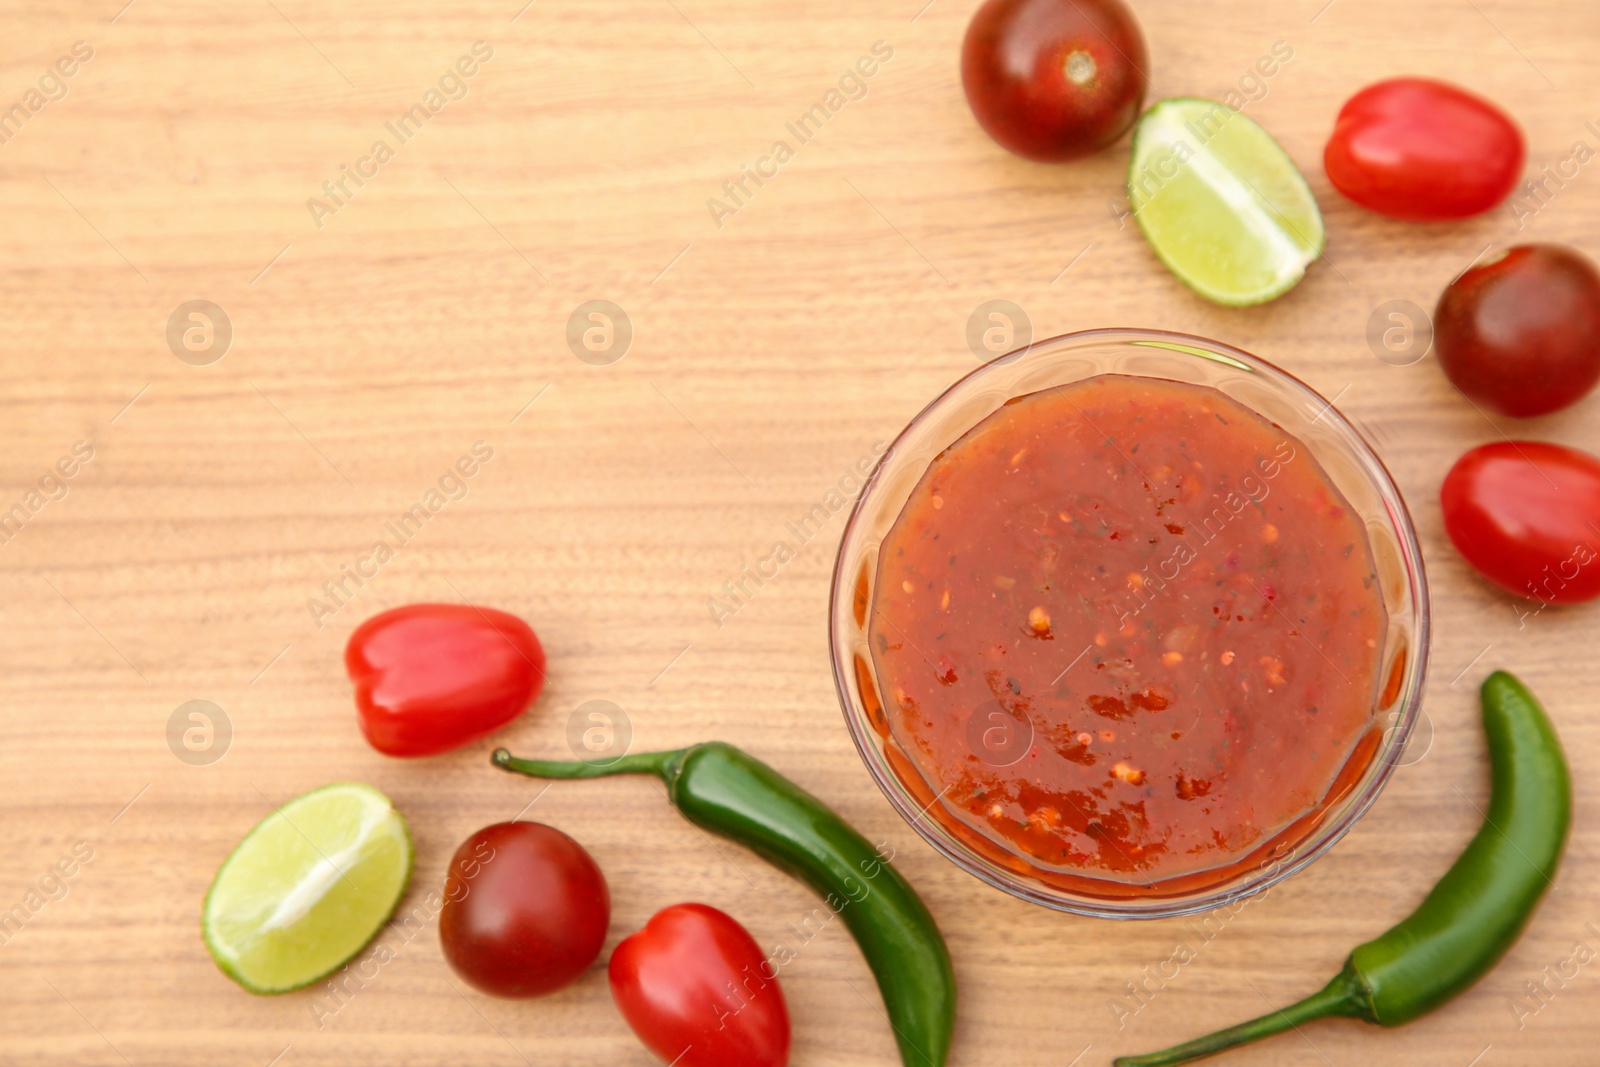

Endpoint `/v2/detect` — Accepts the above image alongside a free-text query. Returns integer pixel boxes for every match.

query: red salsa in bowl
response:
[831,331,1427,916]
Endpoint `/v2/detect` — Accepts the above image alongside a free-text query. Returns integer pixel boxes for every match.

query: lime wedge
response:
[1128,98,1325,306]
[203,782,413,994]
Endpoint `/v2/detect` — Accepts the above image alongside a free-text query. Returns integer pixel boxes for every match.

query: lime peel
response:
[203,782,413,995]
[1128,97,1325,306]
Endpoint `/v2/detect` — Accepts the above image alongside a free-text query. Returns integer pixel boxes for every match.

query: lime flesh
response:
[1128,98,1325,306]
[203,782,413,994]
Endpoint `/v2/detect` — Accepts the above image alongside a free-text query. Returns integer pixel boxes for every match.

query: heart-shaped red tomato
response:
[345,603,545,757]
[1442,442,1600,604]
[1324,77,1523,221]
[610,903,790,1067]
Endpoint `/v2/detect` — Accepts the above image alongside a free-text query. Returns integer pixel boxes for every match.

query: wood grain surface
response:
[1,0,1597,1063]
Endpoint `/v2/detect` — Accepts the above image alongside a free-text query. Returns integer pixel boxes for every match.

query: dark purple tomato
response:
[1435,244,1600,417]
[438,822,609,997]
[1325,77,1523,220]
[961,0,1148,162]
[1441,441,1600,604]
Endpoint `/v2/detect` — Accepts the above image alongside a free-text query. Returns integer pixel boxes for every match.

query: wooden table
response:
[2,0,1596,1062]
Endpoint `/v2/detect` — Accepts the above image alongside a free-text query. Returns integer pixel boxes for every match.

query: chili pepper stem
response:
[491,746,688,783]
[1113,967,1366,1067]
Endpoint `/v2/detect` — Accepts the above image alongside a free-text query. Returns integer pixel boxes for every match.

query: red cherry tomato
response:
[1435,244,1600,417]
[1441,441,1600,604]
[609,903,790,1067]
[961,0,1148,162]
[1325,78,1523,220]
[345,603,545,757]
[439,822,610,997]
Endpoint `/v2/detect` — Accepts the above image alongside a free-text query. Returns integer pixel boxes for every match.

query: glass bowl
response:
[828,328,1429,919]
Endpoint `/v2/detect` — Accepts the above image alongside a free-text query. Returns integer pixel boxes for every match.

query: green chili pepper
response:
[492,741,957,1067]
[1116,669,1571,1067]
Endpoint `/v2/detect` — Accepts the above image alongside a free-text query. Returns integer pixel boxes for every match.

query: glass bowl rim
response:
[827,327,1431,920]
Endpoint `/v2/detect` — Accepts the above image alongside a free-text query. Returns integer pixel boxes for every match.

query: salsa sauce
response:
[868,375,1385,889]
